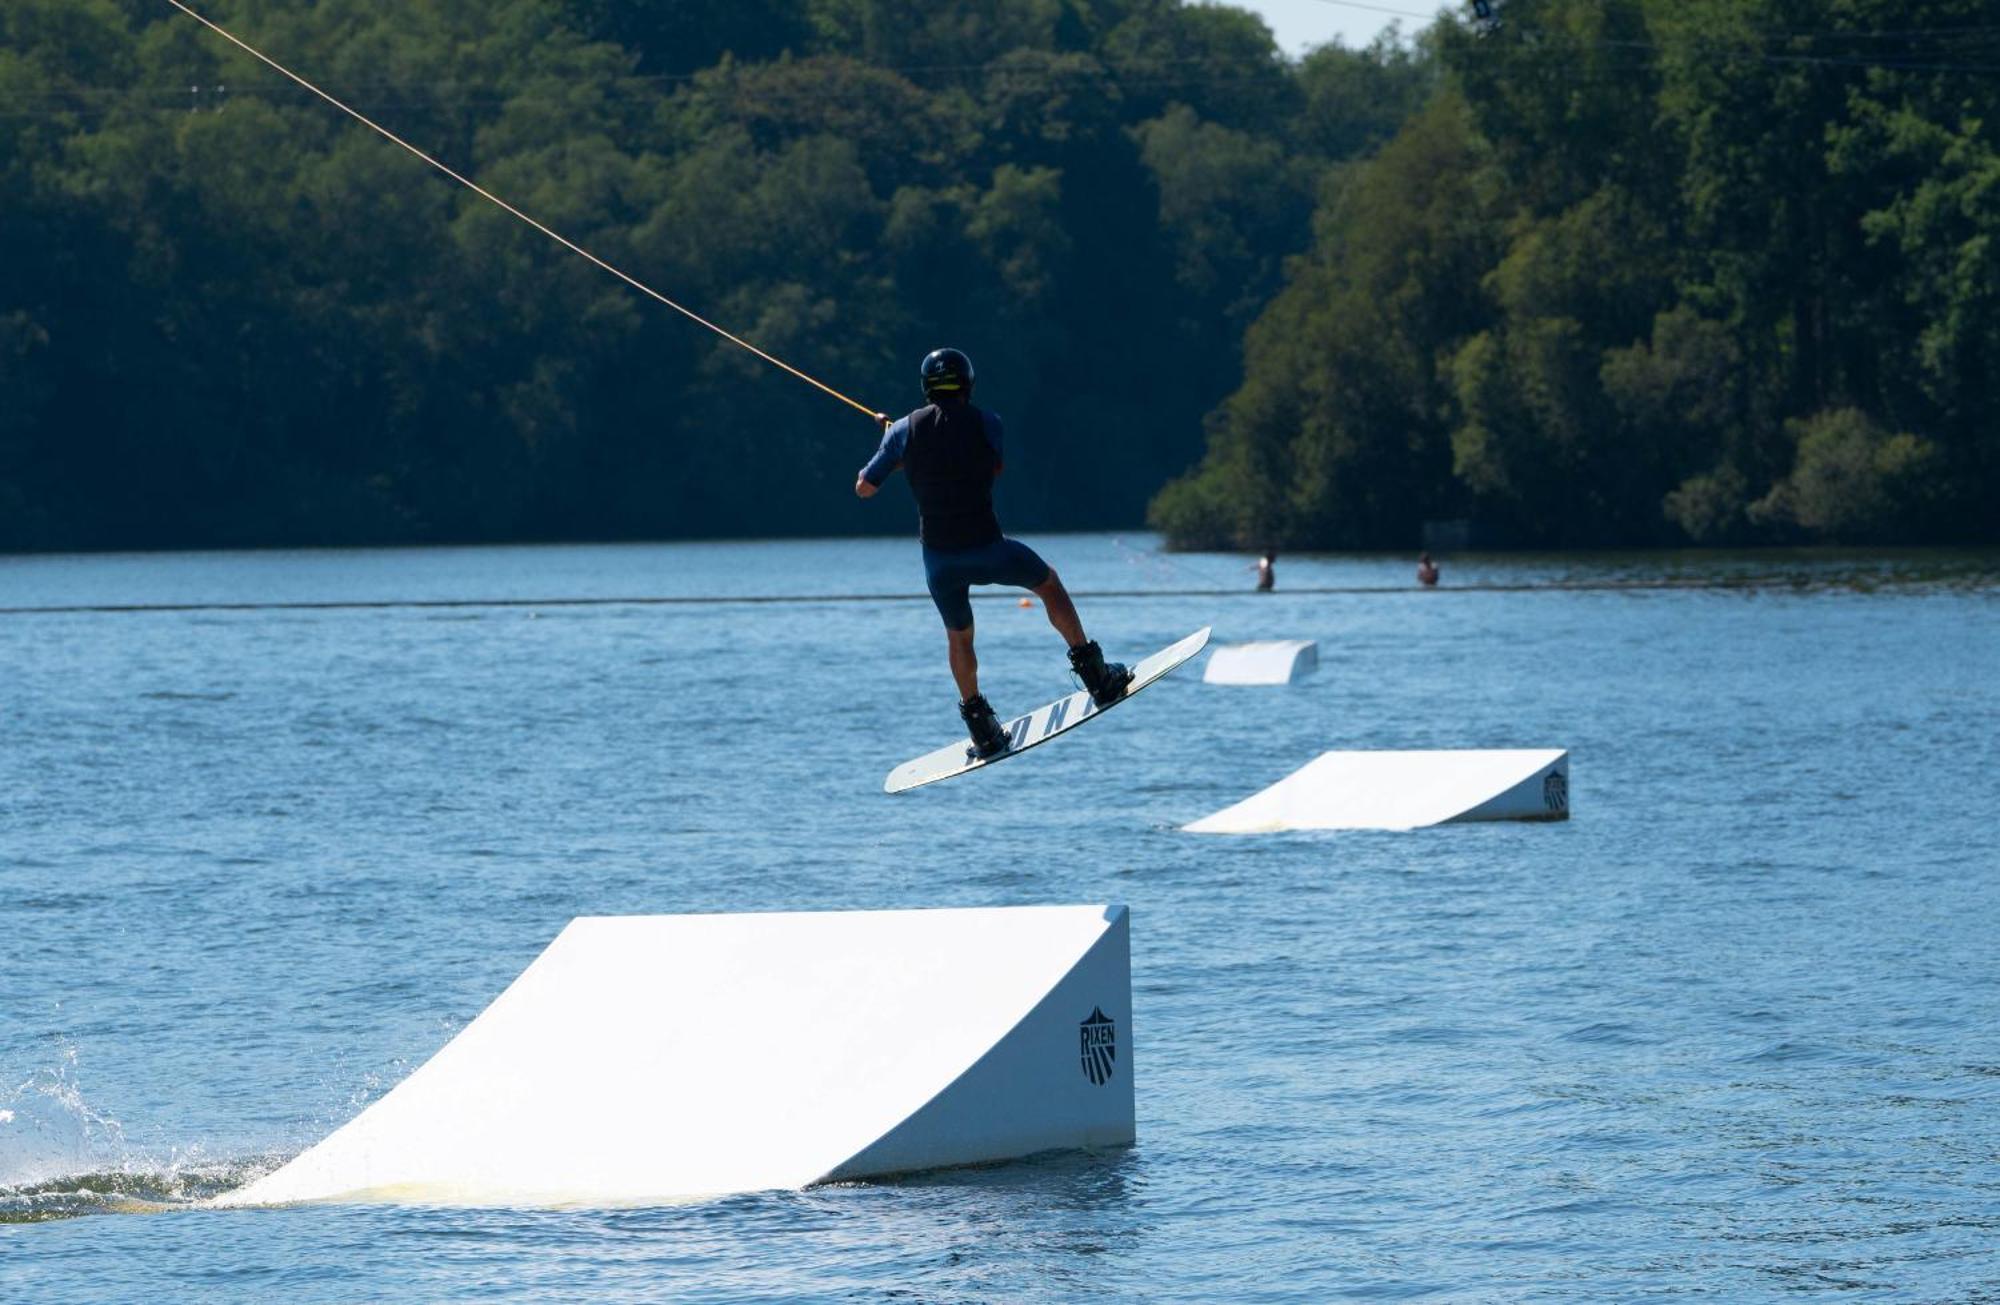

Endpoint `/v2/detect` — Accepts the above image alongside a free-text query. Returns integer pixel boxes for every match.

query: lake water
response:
[3,536,1997,1301]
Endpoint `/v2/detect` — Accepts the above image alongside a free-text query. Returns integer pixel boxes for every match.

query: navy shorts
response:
[922,537,1052,630]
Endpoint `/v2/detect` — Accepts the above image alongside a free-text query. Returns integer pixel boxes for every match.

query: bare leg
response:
[946,625,980,701]
[1032,570,1088,648]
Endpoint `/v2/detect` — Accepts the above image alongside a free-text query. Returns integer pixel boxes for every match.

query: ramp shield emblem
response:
[1543,769,1568,813]
[1080,1006,1117,1086]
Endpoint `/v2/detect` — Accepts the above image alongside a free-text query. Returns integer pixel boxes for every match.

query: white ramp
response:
[1186,749,1569,833]
[216,905,1133,1208]
[1203,640,1318,685]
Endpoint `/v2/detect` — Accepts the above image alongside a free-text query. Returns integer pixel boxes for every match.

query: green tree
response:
[1152,92,1493,549]
[563,0,813,76]
[1751,408,1942,543]
[1156,0,1998,549]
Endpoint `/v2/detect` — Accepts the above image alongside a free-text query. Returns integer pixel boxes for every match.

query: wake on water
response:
[0,1054,264,1221]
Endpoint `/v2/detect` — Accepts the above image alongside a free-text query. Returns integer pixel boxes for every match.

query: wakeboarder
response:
[857,349,1132,758]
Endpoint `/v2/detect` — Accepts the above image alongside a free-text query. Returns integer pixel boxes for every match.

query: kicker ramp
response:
[216,905,1133,1207]
[1186,749,1569,833]
[1203,640,1318,685]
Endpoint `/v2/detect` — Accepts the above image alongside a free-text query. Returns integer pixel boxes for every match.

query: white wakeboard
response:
[885,627,1211,794]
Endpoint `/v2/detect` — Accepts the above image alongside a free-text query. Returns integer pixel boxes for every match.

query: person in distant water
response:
[856,348,1133,758]
[1417,552,1440,587]
[1255,552,1276,592]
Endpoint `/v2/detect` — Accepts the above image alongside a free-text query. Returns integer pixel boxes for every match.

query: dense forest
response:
[0,0,1423,551]
[3,1,1994,553]
[1154,0,2000,549]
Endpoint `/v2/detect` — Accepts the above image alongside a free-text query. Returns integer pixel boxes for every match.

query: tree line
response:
[7,1,1990,554]
[0,0,1421,551]
[1153,0,2000,549]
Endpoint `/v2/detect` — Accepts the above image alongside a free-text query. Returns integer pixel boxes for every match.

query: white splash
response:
[0,1047,130,1190]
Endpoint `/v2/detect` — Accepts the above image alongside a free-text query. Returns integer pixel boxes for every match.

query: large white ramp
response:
[1186,749,1569,833]
[1203,640,1318,685]
[215,905,1133,1208]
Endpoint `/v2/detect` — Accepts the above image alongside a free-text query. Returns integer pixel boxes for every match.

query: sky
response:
[1229,0,1451,54]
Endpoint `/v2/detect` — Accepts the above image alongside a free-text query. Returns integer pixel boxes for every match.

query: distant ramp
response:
[215,905,1133,1208]
[1186,749,1569,833]
[1203,640,1318,686]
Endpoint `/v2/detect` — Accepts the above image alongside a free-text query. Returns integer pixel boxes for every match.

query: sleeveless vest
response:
[903,402,1002,551]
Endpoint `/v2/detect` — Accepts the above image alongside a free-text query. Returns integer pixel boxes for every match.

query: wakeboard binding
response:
[1068,640,1133,707]
[959,694,1011,760]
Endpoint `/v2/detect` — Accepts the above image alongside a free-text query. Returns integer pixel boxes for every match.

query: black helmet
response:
[920,348,974,401]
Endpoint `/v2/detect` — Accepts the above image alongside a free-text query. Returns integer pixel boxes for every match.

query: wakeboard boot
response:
[1068,640,1134,706]
[959,694,1011,760]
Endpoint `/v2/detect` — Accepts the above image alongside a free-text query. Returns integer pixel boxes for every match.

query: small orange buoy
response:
[1018,597,1034,608]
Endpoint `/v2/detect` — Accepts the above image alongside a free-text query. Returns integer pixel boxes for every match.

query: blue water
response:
[3,537,1997,1301]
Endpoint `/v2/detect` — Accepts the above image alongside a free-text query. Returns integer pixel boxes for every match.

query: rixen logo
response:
[1079,1007,1117,1086]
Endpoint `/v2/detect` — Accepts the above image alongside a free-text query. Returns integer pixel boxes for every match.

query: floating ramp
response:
[1186,749,1569,833]
[1203,640,1318,685]
[215,905,1133,1208]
